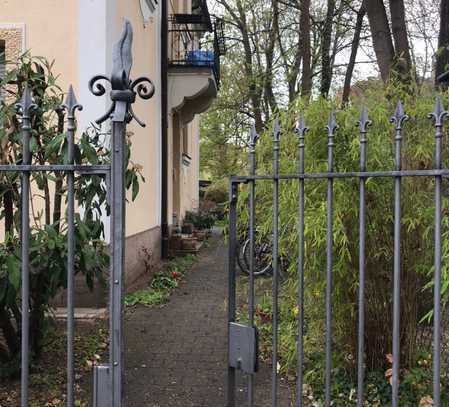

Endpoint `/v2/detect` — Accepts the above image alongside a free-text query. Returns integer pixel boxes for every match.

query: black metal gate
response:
[227,101,448,406]
[12,20,154,407]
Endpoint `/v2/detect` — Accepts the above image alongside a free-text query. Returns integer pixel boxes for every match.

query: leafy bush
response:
[236,86,449,403]
[204,178,228,204]
[0,54,143,377]
[124,289,167,307]
[184,209,216,230]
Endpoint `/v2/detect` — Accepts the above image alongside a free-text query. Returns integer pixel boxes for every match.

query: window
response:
[182,125,189,156]
[182,125,191,166]
[140,0,158,24]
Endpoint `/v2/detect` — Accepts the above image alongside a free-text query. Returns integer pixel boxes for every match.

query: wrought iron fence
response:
[227,99,449,407]
[10,20,154,407]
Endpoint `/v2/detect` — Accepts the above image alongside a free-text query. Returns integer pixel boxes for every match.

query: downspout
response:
[161,0,169,258]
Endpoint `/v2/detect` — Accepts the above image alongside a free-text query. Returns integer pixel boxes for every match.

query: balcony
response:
[168,13,225,124]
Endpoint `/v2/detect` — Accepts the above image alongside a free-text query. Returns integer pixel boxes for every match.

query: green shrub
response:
[184,210,216,230]
[236,86,449,404]
[204,179,228,203]
[124,289,167,307]
[0,54,143,377]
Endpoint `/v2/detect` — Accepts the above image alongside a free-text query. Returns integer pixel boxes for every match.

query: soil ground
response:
[0,321,108,407]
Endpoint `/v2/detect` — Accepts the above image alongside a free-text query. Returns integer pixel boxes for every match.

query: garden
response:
[226,87,449,405]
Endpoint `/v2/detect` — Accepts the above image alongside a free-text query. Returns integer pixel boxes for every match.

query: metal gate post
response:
[227,180,239,407]
[90,20,154,407]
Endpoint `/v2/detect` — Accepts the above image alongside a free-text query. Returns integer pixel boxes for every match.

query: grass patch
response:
[215,218,227,228]
[125,254,197,308]
[124,289,167,307]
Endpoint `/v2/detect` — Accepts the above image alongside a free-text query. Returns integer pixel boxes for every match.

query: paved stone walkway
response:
[124,231,293,406]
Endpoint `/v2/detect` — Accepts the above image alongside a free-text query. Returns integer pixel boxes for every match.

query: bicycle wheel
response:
[236,240,249,274]
[242,238,273,276]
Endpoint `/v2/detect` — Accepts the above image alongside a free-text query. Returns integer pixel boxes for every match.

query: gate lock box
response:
[228,322,259,374]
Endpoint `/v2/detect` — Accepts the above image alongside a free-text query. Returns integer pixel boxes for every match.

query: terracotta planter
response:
[182,223,194,234]
[193,230,207,241]
[182,237,198,251]
[169,235,183,250]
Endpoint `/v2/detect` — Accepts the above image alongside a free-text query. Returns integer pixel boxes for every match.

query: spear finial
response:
[326,110,338,137]
[390,100,409,130]
[273,118,281,142]
[358,107,372,134]
[16,85,37,118]
[249,123,259,147]
[428,96,448,128]
[62,85,83,118]
[295,115,309,140]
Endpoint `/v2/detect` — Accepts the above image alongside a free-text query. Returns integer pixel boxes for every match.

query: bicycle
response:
[236,231,273,276]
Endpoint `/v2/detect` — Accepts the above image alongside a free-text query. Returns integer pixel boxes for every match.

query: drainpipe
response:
[161,0,169,258]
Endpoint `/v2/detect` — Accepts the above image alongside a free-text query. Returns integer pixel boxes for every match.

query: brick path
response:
[124,230,293,406]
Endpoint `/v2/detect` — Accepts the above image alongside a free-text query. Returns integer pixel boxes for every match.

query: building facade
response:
[0,0,221,302]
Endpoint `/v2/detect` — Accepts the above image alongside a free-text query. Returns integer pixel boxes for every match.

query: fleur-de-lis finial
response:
[358,107,372,134]
[89,19,155,126]
[295,115,309,140]
[390,100,409,130]
[62,85,83,118]
[16,85,37,119]
[111,19,133,91]
[428,96,448,128]
[273,118,281,142]
[248,123,259,147]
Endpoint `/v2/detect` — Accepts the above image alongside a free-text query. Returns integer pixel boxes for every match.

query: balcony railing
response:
[168,14,226,87]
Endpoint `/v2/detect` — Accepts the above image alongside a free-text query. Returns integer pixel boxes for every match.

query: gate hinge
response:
[228,322,258,374]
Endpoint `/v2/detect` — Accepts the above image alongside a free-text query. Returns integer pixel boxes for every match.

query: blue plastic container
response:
[186,50,214,67]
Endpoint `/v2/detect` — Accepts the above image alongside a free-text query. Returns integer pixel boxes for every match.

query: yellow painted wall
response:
[115,0,162,237]
[180,116,200,217]
[1,0,163,238]
[0,0,79,92]
[1,0,202,239]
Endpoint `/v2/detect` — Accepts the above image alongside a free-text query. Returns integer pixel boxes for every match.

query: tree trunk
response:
[320,0,336,97]
[264,0,279,114]
[342,2,366,106]
[389,0,412,81]
[236,0,264,132]
[365,0,395,82]
[300,0,312,97]
[0,307,19,358]
[436,0,449,87]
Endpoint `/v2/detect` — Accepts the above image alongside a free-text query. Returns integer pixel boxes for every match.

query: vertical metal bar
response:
[88,20,154,406]
[324,112,336,407]
[295,117,308,407]
[248,125,259,407]
[110,120,126,407]
[272,119,281,407]
[390,102,408,407]
[17,86,35,407]
[357,109,371,407]
[227,181,239,407]
[429,97,447,407]
[63,86,82,407]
